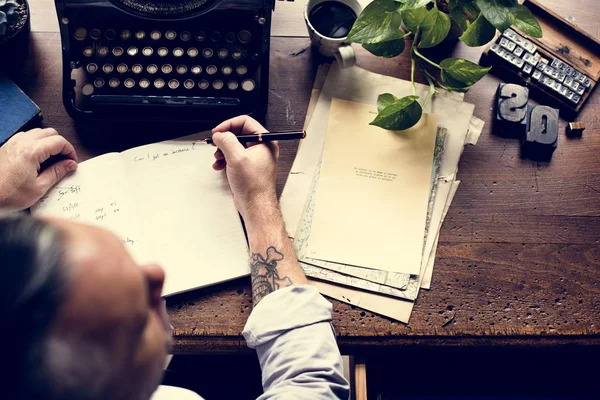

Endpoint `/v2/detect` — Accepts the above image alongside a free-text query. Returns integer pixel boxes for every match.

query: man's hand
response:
[211,116,279,222]
[0,128,78,211]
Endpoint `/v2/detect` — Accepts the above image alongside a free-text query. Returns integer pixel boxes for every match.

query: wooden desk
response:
[15,0,600,355]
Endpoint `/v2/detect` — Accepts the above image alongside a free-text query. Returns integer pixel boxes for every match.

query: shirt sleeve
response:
[242,285,350,400]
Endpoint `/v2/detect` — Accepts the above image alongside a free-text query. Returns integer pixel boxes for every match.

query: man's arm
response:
[211,116,350,399]
[0,128,78,212]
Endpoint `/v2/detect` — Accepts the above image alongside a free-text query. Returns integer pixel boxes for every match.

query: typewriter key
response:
[132,64,143,74]
[184,79,195,89]
[105,29,116,40]
[143,47,154,56]
[90,29,101,40]
[86,63,98,74]
[97,46,109,57]
[222,66,232,75]
[241,79,255,91]
[124,78,135,88]
[210,31,221,42]
[158,47,169,57]
[202,48,213,58]
[225,32,236,43]
[135,30,146,40]
[180,31,192,42]
[154,79,165,89]
[173,48,184,57]
[103,64,114,74]
[195,32,206,42]
[218,49,228,59]
[231,50,242,60]
[94,78,105,88]
[212,80,224,90]
[583,78,592,88]
[74,28,87,41]
[139,78,151,89]
[188,48,199,58]
[206,65,218,75]
[113,47,124,56]
[121,30,131,40]
[166,30,177,40]
[168,79,180,89]
[117,63,129,73]
[146,64,158,74]
[227,81,239,90]
[177,65,187,74]
[191,66,202,74]
[162,64,173,74]
[82,84,94,96]
[127,47,138,56]
[198,80,209,89]
[109,78,120,88]
[238,30,252,44]
[236,65,247,75]
[151,30,161,40]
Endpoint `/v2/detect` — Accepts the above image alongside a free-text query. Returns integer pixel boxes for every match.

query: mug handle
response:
[335,45,356,69]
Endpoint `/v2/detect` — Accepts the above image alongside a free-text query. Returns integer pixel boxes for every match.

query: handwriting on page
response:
[131,141,201,163]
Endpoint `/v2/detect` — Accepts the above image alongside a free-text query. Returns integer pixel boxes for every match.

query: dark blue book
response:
[0,73,41,145]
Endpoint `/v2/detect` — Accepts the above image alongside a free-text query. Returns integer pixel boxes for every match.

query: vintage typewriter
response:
[55,0,273,122]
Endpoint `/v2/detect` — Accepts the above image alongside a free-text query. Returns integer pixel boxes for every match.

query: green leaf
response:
[395,0,431,11]
[347,0,403,44]
[440,58,491,89]
[370,95,423,130]
[459,14,497,46]
[377,93,399,112]
[475,0,517,32]
[363,37,406,58]
[449,0,481,31]
[418,8,451,48]
[513,4,542,38]
[402,7,428,33]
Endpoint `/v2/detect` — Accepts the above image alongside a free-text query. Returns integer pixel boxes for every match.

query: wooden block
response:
[567,122,585,137]
[495,83,529,135]
[522,105,559,160]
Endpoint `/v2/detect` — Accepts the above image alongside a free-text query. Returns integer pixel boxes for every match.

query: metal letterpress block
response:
[496,83,529,135]
[523,105,559,161]
[566,122,585,137]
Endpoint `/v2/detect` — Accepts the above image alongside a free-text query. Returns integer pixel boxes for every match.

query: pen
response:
[203,131,306,145]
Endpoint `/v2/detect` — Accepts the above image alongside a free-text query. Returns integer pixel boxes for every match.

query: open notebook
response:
[31,134,249,296]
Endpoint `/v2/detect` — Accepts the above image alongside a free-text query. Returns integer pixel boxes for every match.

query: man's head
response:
[1,215,171,400]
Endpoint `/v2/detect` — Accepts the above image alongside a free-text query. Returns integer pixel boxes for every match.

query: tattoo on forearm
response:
[250,246,292,305]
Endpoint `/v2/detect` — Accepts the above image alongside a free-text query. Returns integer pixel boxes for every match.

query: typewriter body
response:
[55,0,273,122]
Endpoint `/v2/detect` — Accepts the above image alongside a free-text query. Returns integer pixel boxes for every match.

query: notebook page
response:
[121,135,249,296]
[32,153,148,263]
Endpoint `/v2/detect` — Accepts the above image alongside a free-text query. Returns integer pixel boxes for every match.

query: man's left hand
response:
[0,128,78,211]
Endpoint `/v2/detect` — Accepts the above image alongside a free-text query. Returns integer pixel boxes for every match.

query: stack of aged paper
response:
[280,63,484,323]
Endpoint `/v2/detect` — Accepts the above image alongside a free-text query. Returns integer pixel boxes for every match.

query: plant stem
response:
[403,32,412,39]
[411,30,421,96]
[423,69,448,91]
[422,71,436,110]
[413,47,441,69]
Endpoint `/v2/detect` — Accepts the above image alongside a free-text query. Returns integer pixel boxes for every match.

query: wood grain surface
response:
[15,0,600,354]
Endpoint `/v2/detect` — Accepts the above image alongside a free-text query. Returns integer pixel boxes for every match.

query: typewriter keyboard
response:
[70,26,261,108]
[489,28,593,108]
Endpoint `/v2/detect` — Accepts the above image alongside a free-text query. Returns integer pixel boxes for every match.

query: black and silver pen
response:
[202,131,306,145]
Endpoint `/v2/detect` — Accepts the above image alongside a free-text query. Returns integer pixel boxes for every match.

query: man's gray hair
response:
[0,215,114,400]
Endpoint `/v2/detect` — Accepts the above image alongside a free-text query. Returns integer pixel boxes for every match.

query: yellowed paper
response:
[421,179,461,289]
[306,99,438,274]
[309,278,413,323]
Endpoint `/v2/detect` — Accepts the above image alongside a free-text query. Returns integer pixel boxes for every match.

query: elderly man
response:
[0,116,350,400]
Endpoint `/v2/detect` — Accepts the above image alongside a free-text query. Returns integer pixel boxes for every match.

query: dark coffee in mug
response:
[308,1,357,39]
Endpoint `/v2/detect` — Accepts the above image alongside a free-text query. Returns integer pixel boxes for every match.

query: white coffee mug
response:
[304,0,362,68]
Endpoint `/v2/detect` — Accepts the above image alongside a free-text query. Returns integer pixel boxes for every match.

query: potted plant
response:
[346,0,542,130]
[0,0,31,68]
